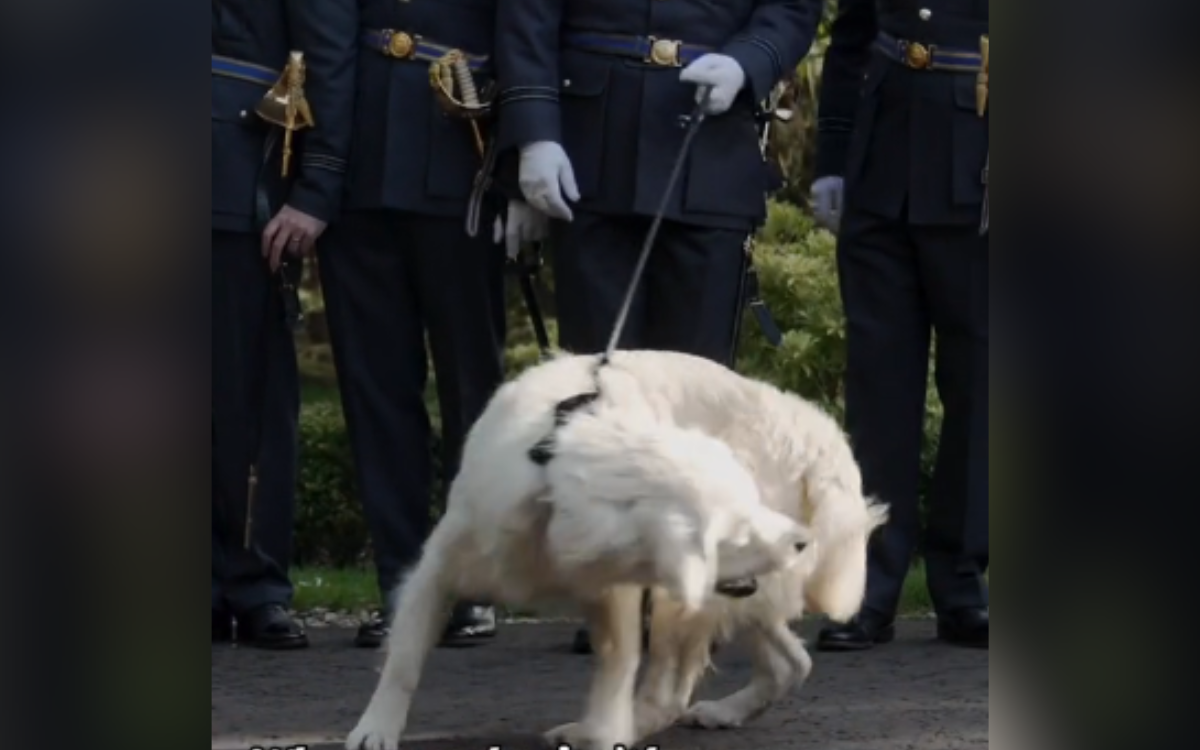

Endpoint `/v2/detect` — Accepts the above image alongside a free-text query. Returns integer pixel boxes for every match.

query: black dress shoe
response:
[237,604,308,650]
[439,603,496,647]
[212,609,233,642]
[816,610,895,652]
[937,607,988,649]
[354,610,390,649]
[571,627,593,654]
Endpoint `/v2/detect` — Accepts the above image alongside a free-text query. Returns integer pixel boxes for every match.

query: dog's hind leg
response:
[633,594,716,741]
[346,520,463,750]
[680,619,812,730]
[544,584,643,750]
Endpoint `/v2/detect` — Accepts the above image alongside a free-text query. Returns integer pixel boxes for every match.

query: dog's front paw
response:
[346,711,403,750]
[543,721,624,750]
[635,700,683,738]
[679,700,744,730]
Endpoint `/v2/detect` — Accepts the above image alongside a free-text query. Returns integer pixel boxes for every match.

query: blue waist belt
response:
[562,32,713,67]
[874,31,983,72]
[360,29,488,71]
[211,54,279,86]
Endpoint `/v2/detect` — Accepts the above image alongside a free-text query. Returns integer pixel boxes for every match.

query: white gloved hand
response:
[810,175,845,232]
[518,141,580,221]
[679,53,746,115]
[492,200,549,259]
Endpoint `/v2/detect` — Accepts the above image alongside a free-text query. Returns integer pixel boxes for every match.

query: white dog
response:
[346,350,887,750]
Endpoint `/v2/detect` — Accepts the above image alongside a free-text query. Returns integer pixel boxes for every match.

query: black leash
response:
[522,86,762,600]
[600,86,713,364]
[526,86,713,465]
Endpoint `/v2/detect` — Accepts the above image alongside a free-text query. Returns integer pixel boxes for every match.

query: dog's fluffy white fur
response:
[346,350,888,750]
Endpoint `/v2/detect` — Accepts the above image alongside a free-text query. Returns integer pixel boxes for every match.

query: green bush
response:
[293,395,444,567]
[294,200,945,567]
[294,401,366,567]
[734,202,944,510]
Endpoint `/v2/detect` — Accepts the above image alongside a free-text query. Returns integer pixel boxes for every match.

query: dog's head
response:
[804,494,889,621]
[714,503,814,584]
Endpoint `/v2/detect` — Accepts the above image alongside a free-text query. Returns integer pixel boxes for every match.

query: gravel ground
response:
[212,619,987,750]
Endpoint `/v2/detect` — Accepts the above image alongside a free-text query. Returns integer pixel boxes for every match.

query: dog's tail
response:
[801,444,890,622]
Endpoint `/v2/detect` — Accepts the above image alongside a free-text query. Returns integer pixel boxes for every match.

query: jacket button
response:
[919,8,931,19]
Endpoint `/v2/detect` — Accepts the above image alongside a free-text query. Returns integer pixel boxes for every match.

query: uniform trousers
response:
[837,203,989,618]
[252,295,300,577]
[550,211,748,363]
[250,295,300,576]
[211,230,295,614]
[317,211,506,600]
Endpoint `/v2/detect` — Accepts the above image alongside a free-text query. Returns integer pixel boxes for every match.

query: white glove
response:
[679,53,746,115]
[810,175,845,232]
[518,141,580,221]
[492,200,549,259]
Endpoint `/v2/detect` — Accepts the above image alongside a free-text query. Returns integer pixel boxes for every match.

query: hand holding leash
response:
[680,55,745,116]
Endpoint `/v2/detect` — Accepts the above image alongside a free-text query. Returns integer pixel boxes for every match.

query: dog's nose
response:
[794,541,808,553]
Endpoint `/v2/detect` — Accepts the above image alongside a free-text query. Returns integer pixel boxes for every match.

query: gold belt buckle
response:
[903,41,932,69]
[646,37,682,67]
[385,30,416,59]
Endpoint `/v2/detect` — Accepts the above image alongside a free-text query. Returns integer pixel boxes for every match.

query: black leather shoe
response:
[570,618,653,655]
[816,610,895,652]
[937,608,988,649]
[237,604,308,650]
[439,603,496,647]
[354,610,390,649]
[212,608,233,642]
[571,627,593,654]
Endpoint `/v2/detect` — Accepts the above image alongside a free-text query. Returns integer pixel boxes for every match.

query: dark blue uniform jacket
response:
[211,0,356,233]
[320,0,499,218]
[495,0,824,230]
[816,0,988,225]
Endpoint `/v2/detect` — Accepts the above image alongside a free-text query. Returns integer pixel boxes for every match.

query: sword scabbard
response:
[979,152,989,235]
[243,464,259,549]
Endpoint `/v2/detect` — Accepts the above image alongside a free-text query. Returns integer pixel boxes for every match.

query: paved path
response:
[212,619,987,750]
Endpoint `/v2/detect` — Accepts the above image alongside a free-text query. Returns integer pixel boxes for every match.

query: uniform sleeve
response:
[494,0,564,150]
[721,0,825,104]
[813,0,877,179]
[283,0,358,223]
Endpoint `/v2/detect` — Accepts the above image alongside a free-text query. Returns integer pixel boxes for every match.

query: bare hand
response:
[261,204,327,272]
